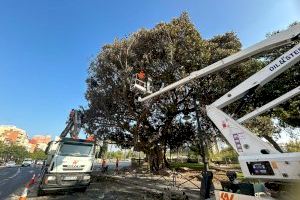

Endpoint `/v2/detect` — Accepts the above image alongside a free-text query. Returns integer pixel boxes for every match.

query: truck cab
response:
[38,137,95,195]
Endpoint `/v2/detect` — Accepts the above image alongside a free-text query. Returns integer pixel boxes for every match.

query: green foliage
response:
[0,141,5,157]
[210,146,238,163]
[0,142,29,163]
[0,142,46,163]
[274,98,300,128]
[244,116,283,152]
[30,150,47,160]
[105,150,133,159]
[236,172,244,179]
[245,116,280,138]
[286,140,300,152]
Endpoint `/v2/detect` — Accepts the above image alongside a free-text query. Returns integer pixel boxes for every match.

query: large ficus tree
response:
[84,13,299,169]
[85,13,210,169]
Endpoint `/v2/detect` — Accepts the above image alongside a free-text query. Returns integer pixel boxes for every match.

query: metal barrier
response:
[91,165,203,199]
[112,166,201,191]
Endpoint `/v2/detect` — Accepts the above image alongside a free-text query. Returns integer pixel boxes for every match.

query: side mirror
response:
[44,141,53,154]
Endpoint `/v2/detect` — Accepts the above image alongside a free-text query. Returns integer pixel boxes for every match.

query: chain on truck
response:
[37,109,95,196]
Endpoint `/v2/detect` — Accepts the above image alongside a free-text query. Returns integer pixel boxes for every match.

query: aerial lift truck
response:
[38,109,95,195]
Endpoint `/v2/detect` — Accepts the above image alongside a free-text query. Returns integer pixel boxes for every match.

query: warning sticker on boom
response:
[232,133,243,152]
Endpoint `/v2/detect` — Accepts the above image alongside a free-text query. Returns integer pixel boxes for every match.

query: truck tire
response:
[78,187,87,193]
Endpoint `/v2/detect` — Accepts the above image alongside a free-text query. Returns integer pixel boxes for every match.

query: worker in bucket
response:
[137,68,146,80]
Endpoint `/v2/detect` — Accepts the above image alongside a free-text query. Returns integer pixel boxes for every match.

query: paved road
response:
[0,165,42,199]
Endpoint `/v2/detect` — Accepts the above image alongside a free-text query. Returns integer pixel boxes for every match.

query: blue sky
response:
[0,0,299,139]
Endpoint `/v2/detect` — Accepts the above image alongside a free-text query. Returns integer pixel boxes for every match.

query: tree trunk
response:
[148,146,164,172]
[163,146,170,168]
[263,135,284,153]
[213,136,219,153]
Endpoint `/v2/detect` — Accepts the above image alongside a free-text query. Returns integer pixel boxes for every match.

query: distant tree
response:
[210,146,238,164]
[106,150,123,159]
[286,140,300,152]
[126,149,134,159]
[1,144,29,163]
[0,141,7,161]
[30,150,47,160]
[244,116,283,152]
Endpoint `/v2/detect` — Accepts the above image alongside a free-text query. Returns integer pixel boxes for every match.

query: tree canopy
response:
[84,13,299,169]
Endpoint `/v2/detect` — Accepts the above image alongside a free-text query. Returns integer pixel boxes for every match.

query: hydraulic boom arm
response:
[238,86,300,123]
[60,109,83,138]
[139,24,300,102]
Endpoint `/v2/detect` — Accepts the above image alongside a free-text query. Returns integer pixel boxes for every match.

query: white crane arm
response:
[238,86,300,123]
[60,109,82,138]
[206,105,279,155]
[207,43,300,156]
[212,43,300,108]
[139,24,300,102]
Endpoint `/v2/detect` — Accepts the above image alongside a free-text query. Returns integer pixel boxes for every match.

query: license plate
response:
[63,176,77,180]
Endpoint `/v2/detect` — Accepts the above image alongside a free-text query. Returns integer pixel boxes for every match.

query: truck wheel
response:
[78,187,87,193]
[37,188,45,196]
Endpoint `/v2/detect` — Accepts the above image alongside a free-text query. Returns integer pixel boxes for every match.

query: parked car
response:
[22,159,33,167]
[36,160,44,165]
[5,161,16,167]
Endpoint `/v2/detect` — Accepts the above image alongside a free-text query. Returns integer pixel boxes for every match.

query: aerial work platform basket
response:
[130,73,153,94]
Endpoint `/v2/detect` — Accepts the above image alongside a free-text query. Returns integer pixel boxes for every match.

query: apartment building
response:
[29,135,51,151]
[0,125,30,151]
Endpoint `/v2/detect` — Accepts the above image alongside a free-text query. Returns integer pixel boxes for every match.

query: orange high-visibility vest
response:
[137,71,145,80]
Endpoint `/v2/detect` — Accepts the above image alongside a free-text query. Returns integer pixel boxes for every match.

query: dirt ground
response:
[10,167,231,200]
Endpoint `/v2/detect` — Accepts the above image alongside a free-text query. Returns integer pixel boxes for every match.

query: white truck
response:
[38,110,95,195]
[135,23,300,199]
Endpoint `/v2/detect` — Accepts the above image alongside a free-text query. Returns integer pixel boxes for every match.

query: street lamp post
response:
[192,93,208,171]
[138,151,141,166]
[137,134,141,166]
[192,93,213,200]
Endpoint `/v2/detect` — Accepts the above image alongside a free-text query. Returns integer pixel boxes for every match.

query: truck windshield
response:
[58,143,93,157]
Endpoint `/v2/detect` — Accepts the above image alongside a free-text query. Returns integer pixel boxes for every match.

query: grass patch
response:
[170,162,204,171]
[236,172,245,180]
[230,164,241,169]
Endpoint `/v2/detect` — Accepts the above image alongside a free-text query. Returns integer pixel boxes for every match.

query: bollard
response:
[19,173,36,200]
[172,169,177,187]
[19,187,28,200]
[200,171,213,199]
[29,174,36,185]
